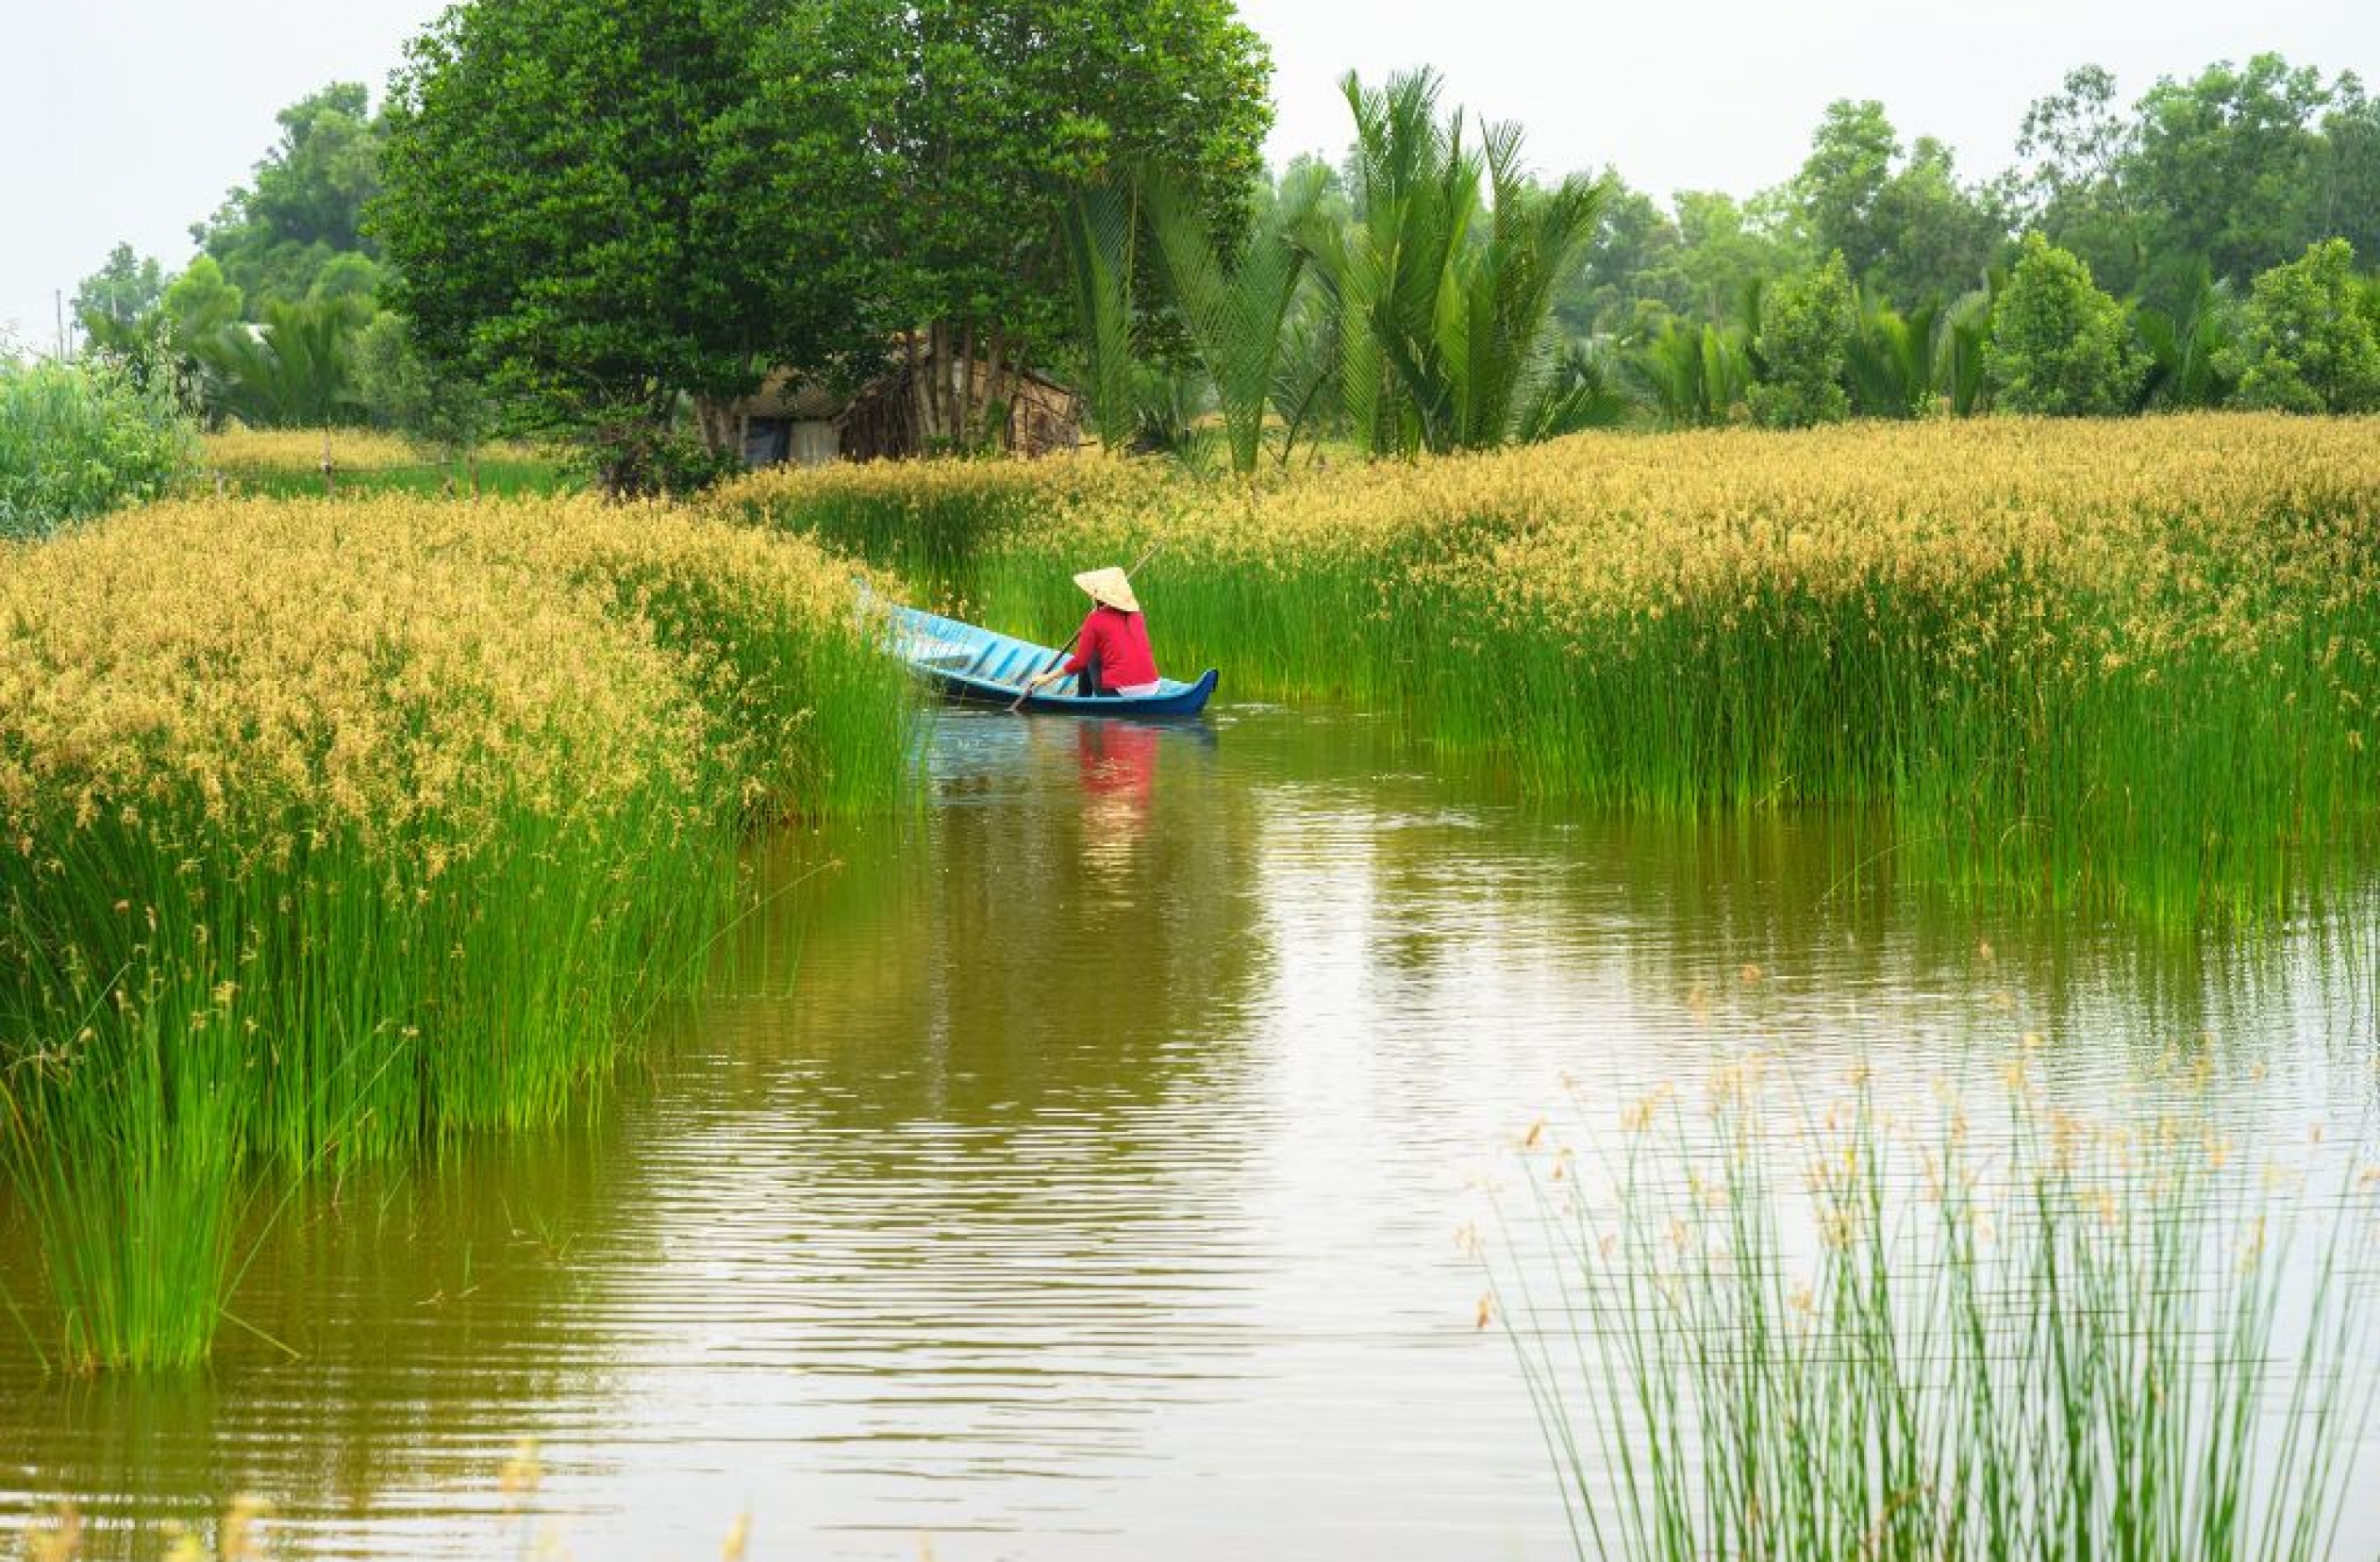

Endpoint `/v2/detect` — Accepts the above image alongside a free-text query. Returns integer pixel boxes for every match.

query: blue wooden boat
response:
[884,602,1219,717]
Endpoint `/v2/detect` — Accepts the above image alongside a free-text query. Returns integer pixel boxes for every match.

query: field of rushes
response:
[716,414,2380,922]
[0,495,912,1371]
[201,427,574,499]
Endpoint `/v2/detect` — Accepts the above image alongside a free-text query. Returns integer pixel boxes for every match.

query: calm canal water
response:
[3,704,2376,1558]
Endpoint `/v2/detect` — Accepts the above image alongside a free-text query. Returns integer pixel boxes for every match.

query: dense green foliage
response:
[0,357,197,538]
[1793,100,2005,310]
[68,37,2380,454]
[73,87,401,434]
[1987,235,2145,415]
[70,244,166,341]
[190,296,368,427]
[2016,57,2380,298]
[1317,71,1609,456]
[721,0,1273,449]
[373,0,1271,475]
[1145,165,1324,470]
[375,0,772,489]
[1549,52,2378,428]
[348,311,495,456]
[2222,239,2380,413]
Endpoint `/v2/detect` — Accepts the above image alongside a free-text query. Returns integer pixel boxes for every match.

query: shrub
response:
[1749,254,1854,428]
[2222,238,2380,414]
[1987,234,2145,416]
[0,357,196,538]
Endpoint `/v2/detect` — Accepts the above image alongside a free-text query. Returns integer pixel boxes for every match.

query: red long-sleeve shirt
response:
[1060,606,1158,690]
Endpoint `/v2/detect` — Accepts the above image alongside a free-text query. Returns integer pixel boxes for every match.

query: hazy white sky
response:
[4,0,2374,348]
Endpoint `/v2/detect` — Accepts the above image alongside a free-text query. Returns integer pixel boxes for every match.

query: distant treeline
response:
[58,21,2380,481]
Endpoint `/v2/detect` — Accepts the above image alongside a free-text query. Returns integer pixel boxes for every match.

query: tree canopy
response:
[376,0,774,479]
[2012,55,2379,296]
[374,0,1273,472]
[2222,239,2380,413]
[194,83,389,307]
[718,0,1273,443]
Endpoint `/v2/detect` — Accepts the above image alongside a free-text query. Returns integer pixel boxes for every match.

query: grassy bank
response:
[1490,1061,2377,1561]
[0,495,908,1370]
[716,415,2380,921]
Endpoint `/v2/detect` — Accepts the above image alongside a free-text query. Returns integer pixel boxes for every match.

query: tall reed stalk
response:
[1488,1063,2377,1561]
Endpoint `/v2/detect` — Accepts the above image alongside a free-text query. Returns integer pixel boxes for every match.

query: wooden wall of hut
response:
[839,355,1082,462]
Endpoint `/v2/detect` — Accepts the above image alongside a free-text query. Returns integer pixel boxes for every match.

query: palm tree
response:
[1302,70,1608,456]
[1145,162,1325,473]
[1935,273,2001,417]
[2130,267,2237,411]
[1517,340,1634,440]
[1057,180,1143,450]
[192,298,366,427]
[1846,291,1939,419]
[1629,318,1750,427]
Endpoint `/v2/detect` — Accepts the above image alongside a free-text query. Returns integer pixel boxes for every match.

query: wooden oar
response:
[1006,539,1167,713]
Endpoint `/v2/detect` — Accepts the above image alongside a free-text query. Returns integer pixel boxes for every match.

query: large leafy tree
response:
[73,245,168,339]
[2012,57,2378,296]
[1658,191,1809,329]
[2318,84,2380,261]
[720,0,1273,449]
[1865,138,2006,309]
[72,244,177,380]
[1553,174,1686,341]
[2010,65,2145,295]
[375,0,795,486]
[1795,102,2004,310]
[2128,55,2332,289]
[195,84,389,307]
[1796,102,1899,285]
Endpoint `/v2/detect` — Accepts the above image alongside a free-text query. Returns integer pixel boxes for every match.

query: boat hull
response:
[885,603,1219,718]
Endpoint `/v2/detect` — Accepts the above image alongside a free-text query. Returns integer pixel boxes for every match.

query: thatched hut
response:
[724,341,1083,467]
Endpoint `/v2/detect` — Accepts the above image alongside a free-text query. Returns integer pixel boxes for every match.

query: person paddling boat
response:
[1024,566,1163,699]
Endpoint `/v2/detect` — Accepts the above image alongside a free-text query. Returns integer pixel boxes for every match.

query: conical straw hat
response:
[1073,566,1140,613]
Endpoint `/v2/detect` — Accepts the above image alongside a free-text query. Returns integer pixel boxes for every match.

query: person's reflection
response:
[1078,719,1158,875]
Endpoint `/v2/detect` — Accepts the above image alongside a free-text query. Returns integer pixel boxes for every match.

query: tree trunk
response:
[906,328,932,448]
[692,395,739,456]
[935,319,959,447]
[960,322,978,450]
[984,325,1009,453]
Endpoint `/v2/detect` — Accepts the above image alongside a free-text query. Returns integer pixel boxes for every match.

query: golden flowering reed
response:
[721,414,2380,921]
[0,495,908,1370]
